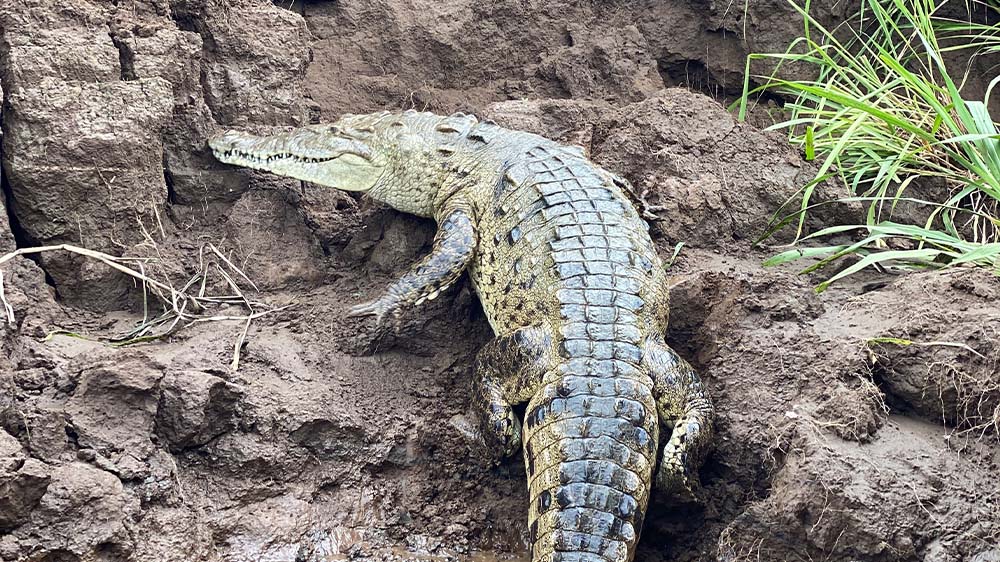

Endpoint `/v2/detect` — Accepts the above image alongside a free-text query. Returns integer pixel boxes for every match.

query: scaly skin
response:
[209,111,713,562]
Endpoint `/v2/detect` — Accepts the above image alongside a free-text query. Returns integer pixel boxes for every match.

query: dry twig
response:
[0,243,286,370]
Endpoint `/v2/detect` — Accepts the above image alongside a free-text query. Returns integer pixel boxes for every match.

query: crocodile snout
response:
[207,130,243,151]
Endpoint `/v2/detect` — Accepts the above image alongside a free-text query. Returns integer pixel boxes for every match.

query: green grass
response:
[736,0,1000,289]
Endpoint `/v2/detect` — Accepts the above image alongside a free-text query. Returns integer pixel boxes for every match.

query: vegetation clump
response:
[739,0,1000,290]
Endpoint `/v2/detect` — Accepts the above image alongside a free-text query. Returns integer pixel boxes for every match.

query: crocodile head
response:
[208,111,477,217]
[209,123,385,192]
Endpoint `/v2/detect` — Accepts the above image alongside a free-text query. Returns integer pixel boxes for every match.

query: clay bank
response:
[0,1,998,562]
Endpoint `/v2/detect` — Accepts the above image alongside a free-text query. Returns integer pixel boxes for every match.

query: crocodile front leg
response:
[460,325,554,463]
[645,339,714,498]
[349,201,477,326]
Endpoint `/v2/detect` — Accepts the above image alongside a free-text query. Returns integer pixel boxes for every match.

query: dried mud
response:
[1,1,998,562]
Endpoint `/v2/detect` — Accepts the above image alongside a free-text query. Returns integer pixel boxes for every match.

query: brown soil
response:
[1,1,998,561]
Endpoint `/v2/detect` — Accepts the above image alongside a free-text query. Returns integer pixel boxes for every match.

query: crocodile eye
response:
[329,125,341,134]
[341,126,373,140]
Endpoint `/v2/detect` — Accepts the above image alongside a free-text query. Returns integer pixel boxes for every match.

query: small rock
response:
[21,462,135,557]
[155,370,244,451]
[0,430,23,472]
[0,458,51,531]
[12,368,53,392]
[289,419,368,461]
[66,355,163,458]
[0,534,21,560]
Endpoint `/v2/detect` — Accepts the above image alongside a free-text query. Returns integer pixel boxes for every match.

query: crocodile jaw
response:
[208,127,384,191]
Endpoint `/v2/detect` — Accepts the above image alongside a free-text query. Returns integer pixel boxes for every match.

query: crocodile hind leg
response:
[349,204,477,326]
[456,325,554,463]
[644,339,714,498]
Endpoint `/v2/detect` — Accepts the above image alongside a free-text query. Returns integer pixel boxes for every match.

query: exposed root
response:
[867,335,1000,444]
[717,526,764,562]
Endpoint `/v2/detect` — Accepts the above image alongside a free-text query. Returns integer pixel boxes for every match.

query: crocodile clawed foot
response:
[449,413,489,457]
[347,298,387,320]
[655,465,701,504]
[348,296,404,333]
[450,412,520,465]
[636,188,668,221]
[449,414,497,465]
[449,413,480,441]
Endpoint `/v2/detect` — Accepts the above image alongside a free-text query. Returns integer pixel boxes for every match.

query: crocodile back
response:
[466,136,666,561]
[467,137,668,337]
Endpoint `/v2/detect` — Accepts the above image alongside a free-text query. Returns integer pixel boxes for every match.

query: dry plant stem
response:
[0,270,15,323]
[0,244,201,317]
[209,243,259,291]
[0,243,284,371]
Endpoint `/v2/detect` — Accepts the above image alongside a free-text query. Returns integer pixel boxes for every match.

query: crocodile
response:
[208,110,713,562]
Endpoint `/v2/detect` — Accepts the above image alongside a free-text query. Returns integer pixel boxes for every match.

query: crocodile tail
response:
[522,368,659,562]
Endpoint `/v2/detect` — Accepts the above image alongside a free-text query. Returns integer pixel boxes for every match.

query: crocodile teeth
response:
[220,148,336,166]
